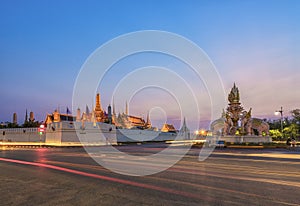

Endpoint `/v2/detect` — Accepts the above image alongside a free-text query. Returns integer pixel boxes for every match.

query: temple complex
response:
[46,92,161,130]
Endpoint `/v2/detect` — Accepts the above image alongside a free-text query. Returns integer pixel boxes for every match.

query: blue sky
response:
[0,0,299,129]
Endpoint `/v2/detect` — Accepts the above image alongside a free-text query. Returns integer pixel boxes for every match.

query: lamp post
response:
[275,106,283,133]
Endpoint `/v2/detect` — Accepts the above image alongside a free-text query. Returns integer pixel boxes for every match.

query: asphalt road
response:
[1,144,300,206]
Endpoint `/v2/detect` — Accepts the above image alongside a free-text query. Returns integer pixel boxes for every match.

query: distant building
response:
[112,100,152,129]
[0,122,9,127]
[45,110,75,125]
[72,92,152,129]
[114,113,149,129]
[29,111,34,122]
[107,105,112,124]
[13,113,17,124]
[24,109,28,124]
[161,123,176,133]
[179,117,190,139]
[94,93,105,122]
[76,108,81,121]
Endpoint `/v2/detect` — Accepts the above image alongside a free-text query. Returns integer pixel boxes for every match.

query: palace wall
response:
[45,122,117,145]
[0,128,45,142]
[45,122,179,144]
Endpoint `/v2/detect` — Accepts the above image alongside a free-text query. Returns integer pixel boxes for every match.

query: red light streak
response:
[0,157,204,201]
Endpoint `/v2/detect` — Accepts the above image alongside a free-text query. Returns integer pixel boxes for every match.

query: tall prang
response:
[94,93,105,122]
[24,109,28,124]
[13,112,17,124]
[29,111,35,122]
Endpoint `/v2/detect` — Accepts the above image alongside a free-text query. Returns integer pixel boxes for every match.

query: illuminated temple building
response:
[45,93,179,132]
[45,93,151,129]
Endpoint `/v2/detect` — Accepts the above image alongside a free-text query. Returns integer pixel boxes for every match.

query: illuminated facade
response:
[71,93,152,129]
[94,93,105,122]
[45,92,180,131]
[45,110,75,124]
[161,123,176,133]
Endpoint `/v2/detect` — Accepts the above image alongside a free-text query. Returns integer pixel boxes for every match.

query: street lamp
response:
[275,106,283,133]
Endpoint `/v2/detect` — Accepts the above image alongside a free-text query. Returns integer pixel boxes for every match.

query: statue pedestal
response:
[220,135,272,144]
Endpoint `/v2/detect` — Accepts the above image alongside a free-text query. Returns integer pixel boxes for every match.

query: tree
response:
[283,123,298,139]
[7,122,19,128]
[291,109,300,125]
[269,129,282,141]
[267,119,282,130]
[22,120,39,128]
[289,109,300,140]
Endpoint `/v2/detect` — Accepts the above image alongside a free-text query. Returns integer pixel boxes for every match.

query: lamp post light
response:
[275,106,283,133]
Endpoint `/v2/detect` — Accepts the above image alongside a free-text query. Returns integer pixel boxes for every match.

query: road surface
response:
[1,144,300,206]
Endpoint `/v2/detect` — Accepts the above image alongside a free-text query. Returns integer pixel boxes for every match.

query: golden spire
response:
[112,97,116,115]
[95,93,102,111]
[125,101,128,115]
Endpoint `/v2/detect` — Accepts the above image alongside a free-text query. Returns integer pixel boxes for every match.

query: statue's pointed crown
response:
[228,82,240,103]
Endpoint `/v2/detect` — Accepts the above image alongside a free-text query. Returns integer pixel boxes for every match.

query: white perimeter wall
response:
[0,128,45,142]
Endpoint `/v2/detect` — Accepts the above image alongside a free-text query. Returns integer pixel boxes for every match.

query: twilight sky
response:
[0,0,299,129]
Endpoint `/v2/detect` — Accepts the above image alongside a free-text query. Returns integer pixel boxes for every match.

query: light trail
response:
[41,160,281,203]
[28,159,300,206]
[213,152,300,159]
[178,160,300,178]
[210,156,300,165]
[145,175,299,206]
[0,157,209,202]
[167,165,300,188]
